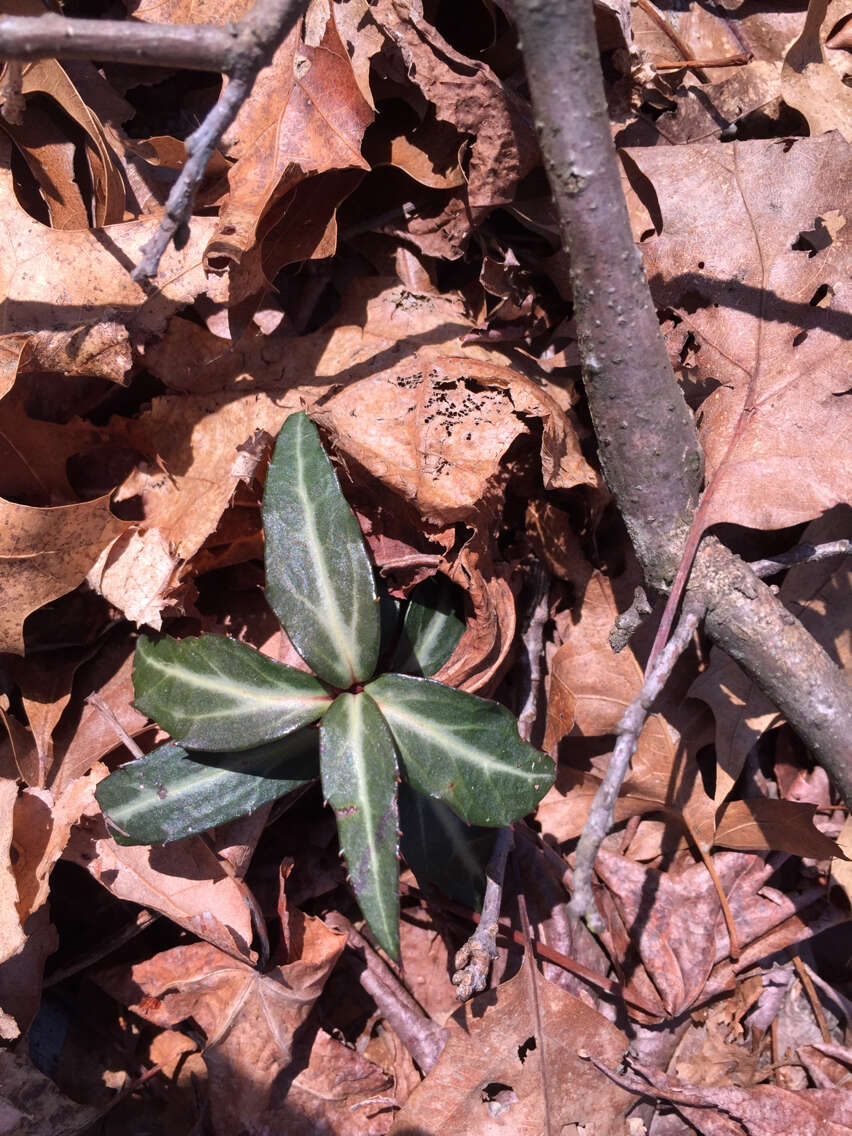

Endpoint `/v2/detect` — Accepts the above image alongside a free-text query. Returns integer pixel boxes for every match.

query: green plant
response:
[96,413,554,956]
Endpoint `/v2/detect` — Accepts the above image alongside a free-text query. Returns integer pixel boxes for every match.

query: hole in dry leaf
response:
[517,1036,536,1063]
[792,218,834,257]
[792,330,808,347]
[481,1082,517,1117]
[809,283,832,307]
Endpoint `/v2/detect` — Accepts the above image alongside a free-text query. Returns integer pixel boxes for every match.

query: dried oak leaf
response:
[593,1054,852,1134]
[313,352,597,528]
[628,134,851,531]
[208,10,373,268]
[98,916,346,1136]
[371,0,538,213]
[391,957,633,1134]
[0,493,125,655]
[783,0,852,140]
[0,130,218,383]
[593,847,837,1018]
[65,823,257,959]
[0,780,25,968]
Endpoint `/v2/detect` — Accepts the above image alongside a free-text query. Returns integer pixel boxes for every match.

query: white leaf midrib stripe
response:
[373,698,540,782]
[144,651,327,710]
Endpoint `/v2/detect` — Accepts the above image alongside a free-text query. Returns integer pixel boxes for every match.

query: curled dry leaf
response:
[782,0,852,140]
[208,11,374,268]
[371,0,538,213]
[97,916,346,1134]
[0,130,219,383]
[629,134,852,531]
[0,493,125,655]
[594,1053,852,1134]
[65,823,257,960]
[313,352,597,528]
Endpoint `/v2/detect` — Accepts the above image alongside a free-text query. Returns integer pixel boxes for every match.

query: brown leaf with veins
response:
[594,847,835,1017]
[628,135,851,531]
[98,916,346,1135]
[0,492,125,655]
[391,956,634,1134]
[783,0,852,140]
[65,823,257,960]
[208,12,373,268]
[313,352,597,528]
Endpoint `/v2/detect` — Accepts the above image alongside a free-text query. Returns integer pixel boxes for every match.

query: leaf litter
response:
[0,0,849,1130]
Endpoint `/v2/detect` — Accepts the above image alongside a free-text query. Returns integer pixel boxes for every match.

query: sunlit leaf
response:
[366,673,553,826]
[399,782,496,909]
[133,634,332,751]
[263,412,379,688]
[320,692,400,958]
[390,575,465,677]
[96,729,320,846]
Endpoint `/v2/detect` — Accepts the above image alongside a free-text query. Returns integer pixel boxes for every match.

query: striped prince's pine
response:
[96,411,554,959]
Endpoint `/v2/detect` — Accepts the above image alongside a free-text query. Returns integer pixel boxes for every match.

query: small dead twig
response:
[0,0,306,281]
[324,912,448,1073]
[133,0,305,281]
[516,887,554,1136]
[452,826,514,1001]
[791,951,833,1044]
[749,539,851,579]
[44,910,160,988]
[400,881,662,1015]
[568,604,703,931]
[85,693,144,759]
[655,52,751,71]
[634,0,708,82]
[516,560,551,745]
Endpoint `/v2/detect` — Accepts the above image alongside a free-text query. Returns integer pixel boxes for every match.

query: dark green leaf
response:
[366,673,553,826]
[96,729,319,846]
[390,575,465,677]
[399,782,496,909]
[320,692,400,958]
[133,634,332,751]
[263,412,380,688]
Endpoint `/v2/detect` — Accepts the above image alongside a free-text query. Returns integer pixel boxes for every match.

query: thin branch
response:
[515,560,551,746]
[749,539,851,579]
[567,606,702,930]
[655,52,751,71]
[0,13,244,72]
[0,2,306,281]
[399,880,663,1015]
[133,0,305,281]
[513,0,852,808]
[634,0,708,82]
[452,826,514,1001]
[324,912,448,1073]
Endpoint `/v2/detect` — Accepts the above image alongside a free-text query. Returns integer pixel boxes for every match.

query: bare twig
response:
[324,912,448,1073]
[516,888,554,1136]
[133,0,305,281]
[749,539,851,579]
[515,560,551,745]
[400,881,662,1015]
[0,13,246,72]
[513,0,852,808]
[0,2,306,281]
[609,585,652,653]
[85,693,144,759]
[634,0,708,82]
[791,951,832,1043]
[452,826,514,1001]
[655,52,751,71]
[567,606,702,930]
[44,910,160,988]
